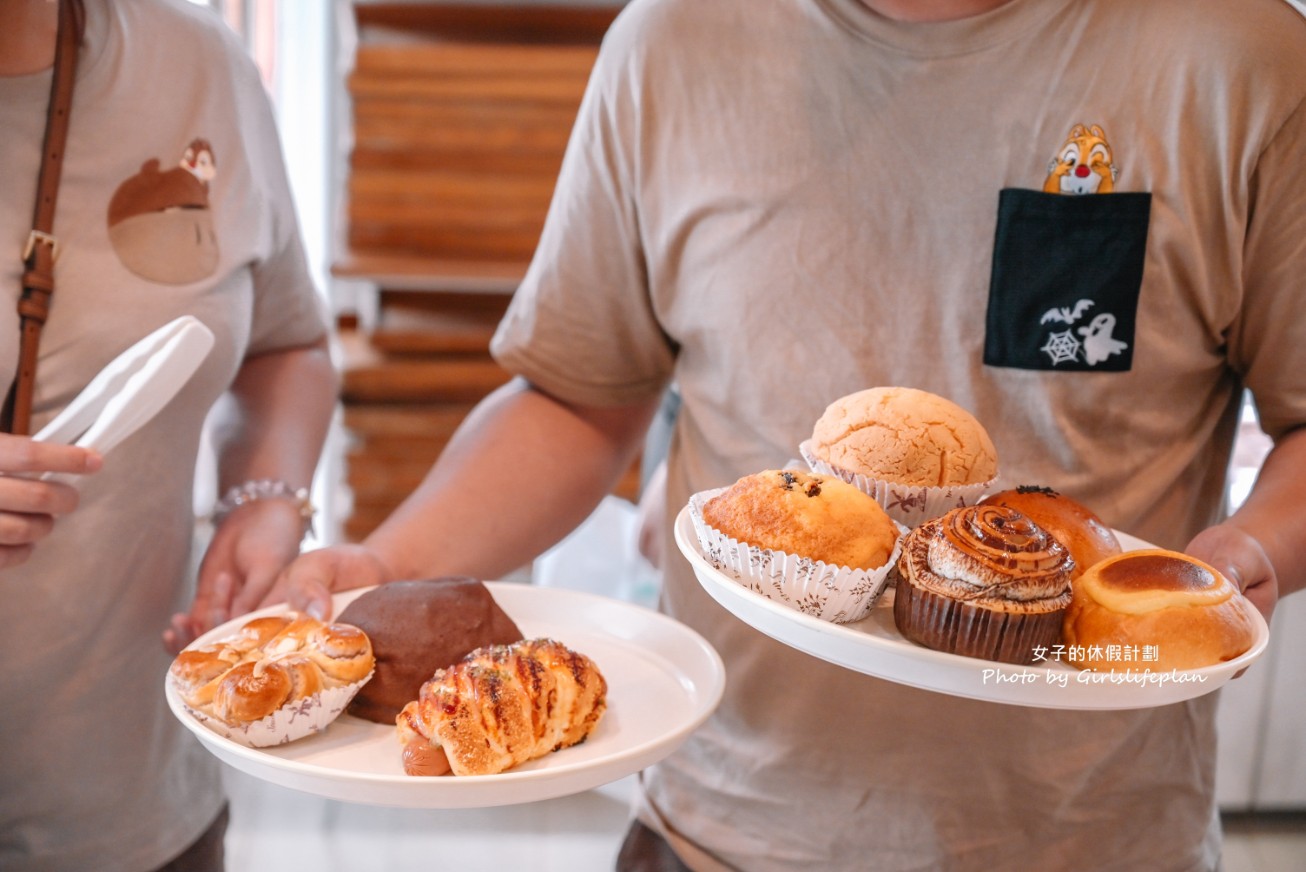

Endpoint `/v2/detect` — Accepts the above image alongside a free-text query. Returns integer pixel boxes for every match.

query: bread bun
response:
[169,613,375,726]
[226,615,294,653]
[302,623,376,684]
[170,645,243,708]
[262,616,325,655]
[980,486,1122,578]
[211,656,323,724]
[334,578,524,724]
[1063,549,1259,671]
[809,386,997,487]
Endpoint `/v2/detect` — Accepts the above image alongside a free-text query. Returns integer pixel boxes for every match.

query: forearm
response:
[163,338,338,647]
[364,377,659,582]
[1224,424,1306,598]
[211,338,338,490]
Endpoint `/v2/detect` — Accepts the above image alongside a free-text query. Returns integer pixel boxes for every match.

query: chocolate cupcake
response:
[894,505,1073,664]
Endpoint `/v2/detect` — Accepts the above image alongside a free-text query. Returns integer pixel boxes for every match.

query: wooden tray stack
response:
[334,4,626,541]
[339,291,513,540]
[335,3,616,286]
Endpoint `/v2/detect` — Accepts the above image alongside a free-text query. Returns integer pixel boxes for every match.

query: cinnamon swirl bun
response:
[980,485,1122,579]
[894,505,1074,663]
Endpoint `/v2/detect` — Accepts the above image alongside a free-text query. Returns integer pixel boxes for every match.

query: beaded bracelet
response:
[212,479,316,536]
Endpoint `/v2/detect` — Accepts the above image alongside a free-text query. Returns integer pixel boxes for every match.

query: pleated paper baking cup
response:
[892,580,1062,665]
[799,439,994,529]
[688,488,903,624]
[177,671,373,749]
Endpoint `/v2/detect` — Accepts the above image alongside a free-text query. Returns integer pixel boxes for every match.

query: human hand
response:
[0,435,102,570]
[1184,522,1278,628]
[261,543,394,622]
[1045,157,1072,183]
[163,498,308,653]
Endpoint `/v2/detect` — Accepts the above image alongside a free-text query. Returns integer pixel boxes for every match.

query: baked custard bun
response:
[894,505,1074,664]
[168,613,375,747]
[1063,549,1259,671]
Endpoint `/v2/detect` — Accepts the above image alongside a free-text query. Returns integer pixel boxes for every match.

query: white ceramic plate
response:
[674,505,1269,710]
[167,583,725,808]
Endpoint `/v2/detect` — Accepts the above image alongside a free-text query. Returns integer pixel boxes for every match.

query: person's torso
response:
[609,0,1305,868]
[637,0,1306,548]
[0,1,320,868]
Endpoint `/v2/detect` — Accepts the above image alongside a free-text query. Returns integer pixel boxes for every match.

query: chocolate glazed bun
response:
[894,505,1074,664]
[981,485,1122,578]
[1064,549,1259,671]
[336,578,523,723]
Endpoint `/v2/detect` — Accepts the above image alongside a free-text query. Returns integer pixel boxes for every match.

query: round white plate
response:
[167,582,725,808]
[674,505,1269,710]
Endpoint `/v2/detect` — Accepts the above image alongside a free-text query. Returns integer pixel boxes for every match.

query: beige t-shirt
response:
[492,0,1306,869]
[0,2,326,870]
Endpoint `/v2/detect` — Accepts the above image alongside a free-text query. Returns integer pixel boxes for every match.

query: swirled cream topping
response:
[915,505,1074,603]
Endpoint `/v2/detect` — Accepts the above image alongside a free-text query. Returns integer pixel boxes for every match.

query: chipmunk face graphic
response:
[181,138,216,185]
[1043,124,1118,195]
[106,138,219,284]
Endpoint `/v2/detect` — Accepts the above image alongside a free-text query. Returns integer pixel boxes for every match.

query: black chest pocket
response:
[984,188,1151,372]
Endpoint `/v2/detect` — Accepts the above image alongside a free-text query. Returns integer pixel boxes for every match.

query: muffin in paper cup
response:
[688,483,904,624]
[800,439,993,528]
[176,668,374,748]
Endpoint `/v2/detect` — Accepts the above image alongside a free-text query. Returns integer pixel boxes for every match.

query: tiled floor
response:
[224,768,1306,872]
[1221,813,1306,872]
[222,768,635,871]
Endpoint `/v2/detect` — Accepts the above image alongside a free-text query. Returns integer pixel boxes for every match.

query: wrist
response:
[212,478,315,538]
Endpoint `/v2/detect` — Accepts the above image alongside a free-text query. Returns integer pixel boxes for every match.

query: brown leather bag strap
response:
[6,0,83,435]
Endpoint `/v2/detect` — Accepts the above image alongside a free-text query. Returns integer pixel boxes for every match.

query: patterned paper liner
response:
[176,671,373,749]
[893,579,1063,665]
[798,439,995,529]
[688,488,905,624]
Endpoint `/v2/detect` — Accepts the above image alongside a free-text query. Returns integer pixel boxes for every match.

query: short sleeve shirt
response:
[491,0,1306,869]
[0,2,326,869]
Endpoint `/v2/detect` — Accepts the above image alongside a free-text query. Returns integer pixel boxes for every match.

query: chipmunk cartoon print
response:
[984,122,1147,373]
[1043,124,1118,195]
[106,138,220,285]
[1034,123,1129,367]
[180,138,216,184]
